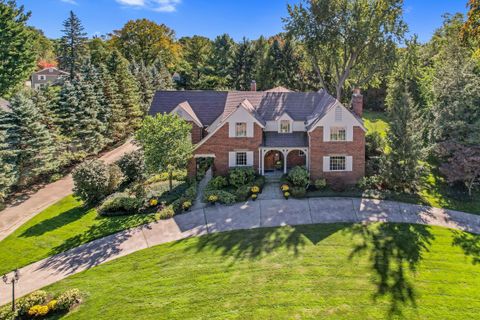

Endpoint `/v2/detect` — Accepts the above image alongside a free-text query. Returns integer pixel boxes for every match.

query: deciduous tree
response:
[135,114,193,191]
[285,0,406,99]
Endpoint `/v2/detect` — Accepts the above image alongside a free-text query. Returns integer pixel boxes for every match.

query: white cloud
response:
[115,0,181,12]
[60,0,78,4]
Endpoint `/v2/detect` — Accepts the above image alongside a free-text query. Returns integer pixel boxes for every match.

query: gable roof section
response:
[34,67,68,76]
[150,90,228,125]
[265,86,293,92]
[172,101,203,127]
[150,89,364,134]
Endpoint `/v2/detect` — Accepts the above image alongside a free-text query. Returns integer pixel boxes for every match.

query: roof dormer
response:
[277,112,293,133]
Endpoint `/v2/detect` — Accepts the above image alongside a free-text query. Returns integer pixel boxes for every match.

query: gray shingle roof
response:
[149,89,343,127]
[263,132,308,147]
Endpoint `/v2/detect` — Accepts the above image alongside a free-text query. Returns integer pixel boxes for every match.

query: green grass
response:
[43,223,480,319]
[0,195,158,275]
[361,111,480,214]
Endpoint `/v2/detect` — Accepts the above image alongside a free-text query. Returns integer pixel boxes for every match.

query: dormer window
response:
[279,120,291,133]
[235,122,247,137]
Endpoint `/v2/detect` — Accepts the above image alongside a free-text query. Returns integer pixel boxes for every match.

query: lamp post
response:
[2,269,20,311]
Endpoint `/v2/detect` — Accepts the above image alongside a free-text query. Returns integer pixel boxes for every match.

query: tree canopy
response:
[0,0,36,97]
[285,0,406,100]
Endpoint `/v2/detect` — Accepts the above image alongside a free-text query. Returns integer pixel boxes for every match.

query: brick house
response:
[149,84,366,185]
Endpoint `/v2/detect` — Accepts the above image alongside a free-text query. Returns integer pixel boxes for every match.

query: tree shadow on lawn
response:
[451,230,480,265]
[19,205,93,238]
[184,223,348,263]
[36,214,155,275]
[349,223,435,318]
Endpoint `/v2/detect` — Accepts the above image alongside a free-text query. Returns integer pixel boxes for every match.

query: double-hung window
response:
[235,122,247,137]
[236,152,247,166]
[279,120,291,133]
[330,127,346,141]
[329,156,346,171]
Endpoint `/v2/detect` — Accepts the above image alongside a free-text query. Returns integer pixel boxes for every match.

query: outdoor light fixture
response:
[2,269,20,311]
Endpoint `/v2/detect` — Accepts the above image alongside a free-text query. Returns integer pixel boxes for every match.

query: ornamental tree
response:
[135,114,193,191]
[438,142,480,197]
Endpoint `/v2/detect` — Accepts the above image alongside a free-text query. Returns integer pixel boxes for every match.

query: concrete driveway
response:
[0,140,138,241]
[1,196,479,306]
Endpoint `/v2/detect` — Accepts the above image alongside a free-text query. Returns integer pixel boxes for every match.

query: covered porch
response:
[259,132,309,175]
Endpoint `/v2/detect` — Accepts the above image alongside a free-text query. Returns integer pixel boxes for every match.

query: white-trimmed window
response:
[329,156,346,171]
[279,120,291,133]
[235,122,247,137]
[38,75,46,81]
[236,152,247,166]
[330,127,346,141]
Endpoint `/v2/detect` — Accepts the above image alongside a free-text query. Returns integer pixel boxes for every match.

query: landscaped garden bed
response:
[203,167,265,204]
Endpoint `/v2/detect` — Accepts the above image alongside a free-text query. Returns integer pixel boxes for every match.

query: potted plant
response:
[251,193,258,201]
[182,200,192,211]
[275,160,283,170]
[207,194,218,205]
[284,191,290,200]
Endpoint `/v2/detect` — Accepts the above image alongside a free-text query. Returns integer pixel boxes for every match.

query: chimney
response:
[351,88,363,117]
[250,80,257,92]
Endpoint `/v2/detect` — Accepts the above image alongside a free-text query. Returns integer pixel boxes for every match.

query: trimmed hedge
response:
[98,193,142,216]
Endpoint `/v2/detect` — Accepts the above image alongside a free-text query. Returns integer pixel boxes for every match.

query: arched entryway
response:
[287,150,306,170]
[263,150,284,172]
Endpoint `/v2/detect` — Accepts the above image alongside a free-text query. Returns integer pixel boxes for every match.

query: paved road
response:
[1,197,479,306]
[0,140,138,242]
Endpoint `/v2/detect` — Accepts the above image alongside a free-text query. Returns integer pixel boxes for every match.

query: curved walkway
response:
[1,197,479,305]
[0,140,137,242]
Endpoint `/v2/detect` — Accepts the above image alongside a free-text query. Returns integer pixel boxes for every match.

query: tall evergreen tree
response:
[107,50,143,131]
[150,58,173,91]
[0,109,17,202]
[262,39,285,89]
[59,11,88,79]
[0,0,36,97]
[99,65,127,142]
[233,38,256,90]
[383,40,423,191]
[131,60,154,113]
[209,34,237,88]
[7,92,57,185]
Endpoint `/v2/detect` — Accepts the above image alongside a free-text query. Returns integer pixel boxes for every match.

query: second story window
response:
[38,75,46,81]
[279,120,291,133]
[235,122,247,137]
[330,127,346,141]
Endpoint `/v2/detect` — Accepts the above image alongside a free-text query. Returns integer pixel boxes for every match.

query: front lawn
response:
[0,195,158,275]
[44,223,480,319]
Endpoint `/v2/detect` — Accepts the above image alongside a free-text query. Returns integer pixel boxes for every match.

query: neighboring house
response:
[31,67,68,89]
[149,83,366,185]
[0,98,11,113]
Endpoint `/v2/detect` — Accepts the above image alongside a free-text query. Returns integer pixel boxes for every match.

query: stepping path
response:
[0,140,138,242]
[1,197,479,306]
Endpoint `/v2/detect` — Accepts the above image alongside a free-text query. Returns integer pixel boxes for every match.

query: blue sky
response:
[18,0,468,43]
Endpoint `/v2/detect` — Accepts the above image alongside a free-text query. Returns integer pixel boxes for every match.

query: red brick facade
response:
[188,121,204,144]
[192,122,263,176]
[286,150,306,169]
[188,123,365,185]
[309,126,365,185]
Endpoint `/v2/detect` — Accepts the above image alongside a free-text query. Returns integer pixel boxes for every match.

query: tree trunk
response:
[169,170,173,191]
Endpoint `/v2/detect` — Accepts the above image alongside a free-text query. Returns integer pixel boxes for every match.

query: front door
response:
[264,151,282,172]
